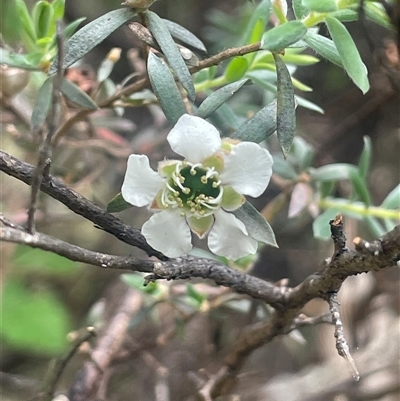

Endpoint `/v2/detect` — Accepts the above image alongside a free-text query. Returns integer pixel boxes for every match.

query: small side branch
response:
[40,327,96,401]
[69,288,142,401]
[330,213,347,257]
[0,150,166,260]
[27,23,64,233]
[328,292,360,381]
[0,225,155,272]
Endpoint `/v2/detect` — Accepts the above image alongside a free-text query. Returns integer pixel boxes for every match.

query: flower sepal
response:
[187,215,214,239]
[221,185,245,211]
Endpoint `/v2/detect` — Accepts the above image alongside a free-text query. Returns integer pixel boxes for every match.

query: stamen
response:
[190,163,202,175]
[166,182,179,195]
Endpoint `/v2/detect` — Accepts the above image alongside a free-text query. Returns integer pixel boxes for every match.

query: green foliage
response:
[230,100,277,143]
[260,21,307,52]
[145,10,195,100]
[12,245,80,274]
[225,57,248,82]
[197,79,249,119]
[1,0,83,71]
[274,53,296,157]
[303,32,343,67]
[325,16,370,93]
[303,0,337,13]
[147,52,187,124]
[30,77,53,132]
[107,192,133,213]
[162,19,206,53]
[121,274,163,297]
[60,78,98,109]
[232,201,278,248]
[0,280,70,355]
[51,8,136,73]
[2,0,396,272]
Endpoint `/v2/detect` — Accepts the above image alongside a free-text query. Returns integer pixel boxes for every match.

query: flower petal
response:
[167,114,221,162]
[122,155,165,207]
[142,210,192,257]
[219,142,273,197]
[208,209,258,260]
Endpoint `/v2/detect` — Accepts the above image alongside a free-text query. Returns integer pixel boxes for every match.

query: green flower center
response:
[161,161,223,217]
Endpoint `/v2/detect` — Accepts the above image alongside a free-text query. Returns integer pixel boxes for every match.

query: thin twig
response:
[40,327,97,401]
[328,292,360,381]
[27,23,64,233]
[0,150,166,259]
[0,225,155,272]
[69,288,142,401]
[329,213,347,257]
[52,41,262,143]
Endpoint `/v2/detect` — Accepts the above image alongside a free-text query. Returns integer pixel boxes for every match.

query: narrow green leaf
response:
[358,136,372,180]
[52,0,65,21]
[313,208,339,239]
[254,51,320,66]
[291,137,314,171]
[107,192,133,213]
[145,11,195,101]
[50,8,136,73]
[363,215,386,237]
[295,95,324,113]
[349,169,371,206]
[121,273,161,295]
[147,52,186,124]
[319,181,335,198]
[97,59,115,83]
[261,21,307,52]
[331,9,358,22]
[224,57,248,82]
[197,79,248,119]
[15,0,37,44]
[32,1,54,39]
[272,156,298,180]
[383,218,397,232]
[31,77,53,132]
[162,19,206,52]
[209,102,240,132]
[230,99,277,143]
[0,48,39,70]
[303,0,337,13]
[292,0,309,19]
[63,17,86,39]
[362,1,392,29]
[232,201,278,247]
[325,16,370,94]
[381,184,400,209]
[60,78,98,109]
[303,32,343,67]
[309,163,358,181]
[241,0,271,44]
[186,283,205,306]
[274,54,296,157]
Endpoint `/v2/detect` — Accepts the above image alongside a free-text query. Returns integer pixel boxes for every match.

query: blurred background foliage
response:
[0,0,399,400]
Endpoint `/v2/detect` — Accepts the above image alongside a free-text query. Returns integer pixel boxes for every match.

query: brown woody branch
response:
[0,150,166,260]
[1,150,400,399]
[68,288,142,401]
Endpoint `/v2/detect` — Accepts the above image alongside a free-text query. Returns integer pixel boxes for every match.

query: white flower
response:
[121,114,273,259]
